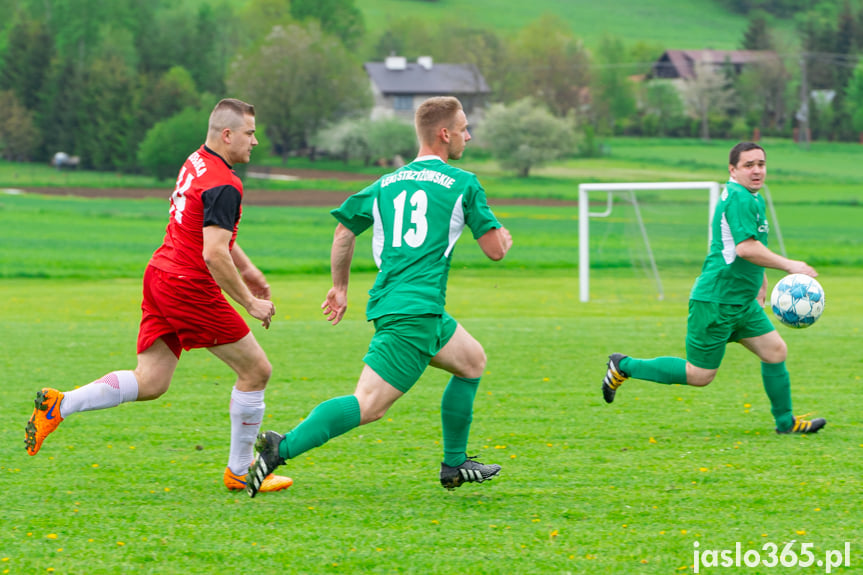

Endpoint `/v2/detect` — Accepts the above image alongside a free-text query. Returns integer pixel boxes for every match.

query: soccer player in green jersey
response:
[601,142,826,435]
[246,96,513,497]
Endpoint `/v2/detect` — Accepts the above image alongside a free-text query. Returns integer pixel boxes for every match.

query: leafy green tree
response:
[591,35,637,135]
[797,7,838,90]
[735,56,790,133]
[0,0,15,31]
[741,11,774,50]
[432,21,513,105]
[227,22,371,163]
[479,98,575,177]
[290,0,364,49]
[843,61,863,138]
[140,66,201,124]
[831,1,856,138]
[35,51,84,159]
[0,15,53,108]
[137,4,197,75]
[0,90,42,161]
[138,107,209,180]
[76,55,139,170]
[371,16,436,59]
[627,41,665,76]
[509,15,591,117]
[643,81,686,136]
[237,0,295,47]
[189,2,230,95]
[94,23,139,71]
[41,0,106,67]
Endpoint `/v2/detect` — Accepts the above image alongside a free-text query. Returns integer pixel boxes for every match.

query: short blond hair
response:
[208,98,255,139]
[415,96,463,146]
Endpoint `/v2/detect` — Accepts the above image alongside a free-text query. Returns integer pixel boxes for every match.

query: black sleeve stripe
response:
[202,185,241,231]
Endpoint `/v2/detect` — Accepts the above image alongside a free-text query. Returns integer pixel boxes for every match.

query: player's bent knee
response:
[136,378,171,401]
[463,345,487,379]
[240,358,272,390]
[686,366,716,387]
[770,340,788,363]
[258,358,273,384]
[762,350,787,364]
[359,410,385,426]
[688,378,713,387]
[358,403,389,425]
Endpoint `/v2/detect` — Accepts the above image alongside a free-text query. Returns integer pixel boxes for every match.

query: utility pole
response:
[797,53,810,150]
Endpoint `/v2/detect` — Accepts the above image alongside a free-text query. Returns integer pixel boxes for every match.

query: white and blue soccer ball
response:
[770,273,825,329]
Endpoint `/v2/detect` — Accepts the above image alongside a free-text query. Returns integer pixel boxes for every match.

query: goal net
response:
[578,182,785,302]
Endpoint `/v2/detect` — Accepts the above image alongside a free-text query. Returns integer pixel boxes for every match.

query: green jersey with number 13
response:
[331,156,502,321]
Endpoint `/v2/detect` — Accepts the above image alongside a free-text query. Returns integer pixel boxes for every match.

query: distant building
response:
[364,56,490,122]
[648,49,780,82]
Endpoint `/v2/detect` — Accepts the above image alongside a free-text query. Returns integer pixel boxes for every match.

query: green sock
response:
[441,376,480,467]
[279,395,361,460]
[620,356,688,384]
[762,361,794,432]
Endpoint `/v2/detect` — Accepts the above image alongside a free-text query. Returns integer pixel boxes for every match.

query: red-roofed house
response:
[648,49,780,81]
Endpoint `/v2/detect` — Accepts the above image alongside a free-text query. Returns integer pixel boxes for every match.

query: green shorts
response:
[685,299,775,370]
[363,313,458,393]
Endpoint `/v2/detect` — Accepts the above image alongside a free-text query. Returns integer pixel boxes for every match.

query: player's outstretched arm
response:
[477,225,512,261]
[736,238,817,277]
[203,226,275,328]
[321,224,356,326]
[231,243,271,300]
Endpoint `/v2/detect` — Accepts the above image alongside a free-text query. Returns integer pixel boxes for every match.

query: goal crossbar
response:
[578,181,721,302]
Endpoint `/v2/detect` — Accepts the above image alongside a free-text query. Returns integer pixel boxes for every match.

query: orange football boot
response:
[25,388,65,456]
[223,467,293,492]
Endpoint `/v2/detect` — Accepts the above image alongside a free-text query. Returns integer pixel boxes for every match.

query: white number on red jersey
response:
[170,166,193,224]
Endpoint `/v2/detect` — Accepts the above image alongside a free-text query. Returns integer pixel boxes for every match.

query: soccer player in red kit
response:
[24,98,292,493]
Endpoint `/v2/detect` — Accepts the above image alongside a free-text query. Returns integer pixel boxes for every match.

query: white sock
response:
[59,370,139,417]
[228,387,265,475]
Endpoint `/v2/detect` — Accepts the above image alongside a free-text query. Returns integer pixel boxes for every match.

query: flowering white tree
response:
[683,56,735,140]
[479,98,576,178]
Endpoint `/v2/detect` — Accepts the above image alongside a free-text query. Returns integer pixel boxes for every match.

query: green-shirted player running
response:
[247,96,513,497]
[601,142,826,435]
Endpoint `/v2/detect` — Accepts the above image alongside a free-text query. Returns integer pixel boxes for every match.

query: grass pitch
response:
[1,268,861,574]
[1,144,861,573]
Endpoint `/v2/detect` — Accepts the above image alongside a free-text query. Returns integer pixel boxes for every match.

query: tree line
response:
[2,0,863,177]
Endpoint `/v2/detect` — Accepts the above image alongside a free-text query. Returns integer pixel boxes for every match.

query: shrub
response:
[138,107,209,180]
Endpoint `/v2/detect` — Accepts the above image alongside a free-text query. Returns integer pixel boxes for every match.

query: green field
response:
[1,140,861,573]
[2,270,861,573]
[354,0,797,50]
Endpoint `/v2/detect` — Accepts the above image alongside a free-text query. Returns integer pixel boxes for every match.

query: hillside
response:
[355,0,798,51]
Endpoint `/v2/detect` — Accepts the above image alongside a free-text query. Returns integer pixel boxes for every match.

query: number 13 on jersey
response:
[392,190,428,248]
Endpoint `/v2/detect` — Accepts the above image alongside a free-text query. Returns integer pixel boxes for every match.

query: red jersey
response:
[149,145,243,279]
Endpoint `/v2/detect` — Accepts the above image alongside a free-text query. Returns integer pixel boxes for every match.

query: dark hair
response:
[729,142,765,166]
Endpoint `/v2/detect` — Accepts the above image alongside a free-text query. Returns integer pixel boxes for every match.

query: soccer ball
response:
[770,274,825,329]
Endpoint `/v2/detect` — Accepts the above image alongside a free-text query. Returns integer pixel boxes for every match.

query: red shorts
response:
[137,265,250,358]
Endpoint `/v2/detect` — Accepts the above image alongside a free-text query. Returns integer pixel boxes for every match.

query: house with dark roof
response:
[364,56,490,121]
[648,49,780,82]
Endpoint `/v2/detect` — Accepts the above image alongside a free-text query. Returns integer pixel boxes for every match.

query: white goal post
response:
[578,182,719,303]
[578,181,786,302]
